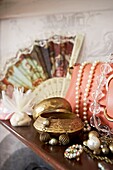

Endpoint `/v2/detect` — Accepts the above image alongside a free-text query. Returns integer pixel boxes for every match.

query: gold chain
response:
[83,146,113,164]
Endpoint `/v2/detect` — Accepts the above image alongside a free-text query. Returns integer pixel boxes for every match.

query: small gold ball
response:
[88,131,99,139]
[93,149,101,155]
[102,147,109,154]
[76,157,80,161]
[83,140,87,146]
[59,134,70,145]
[39,132,50,142]
[109,143,113,153]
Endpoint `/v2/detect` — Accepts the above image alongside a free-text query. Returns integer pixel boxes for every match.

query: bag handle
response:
[106,75,113,119]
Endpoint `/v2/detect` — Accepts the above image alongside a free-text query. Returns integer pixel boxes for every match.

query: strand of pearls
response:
[75,61,87,117]
[83,61,99,132]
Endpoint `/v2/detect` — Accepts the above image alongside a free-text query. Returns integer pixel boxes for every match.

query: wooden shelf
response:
[0,120,113,170]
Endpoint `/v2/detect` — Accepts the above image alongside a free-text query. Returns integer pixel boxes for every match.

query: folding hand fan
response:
[33,77,71,103]
[0,33,84,93]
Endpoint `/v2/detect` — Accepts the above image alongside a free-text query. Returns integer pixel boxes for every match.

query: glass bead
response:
[90,116,101,128]
[92,90,105,101]
[89,102,101,114]
[96,75,107,87]
[98,124,111,136]
[110,128,113,135]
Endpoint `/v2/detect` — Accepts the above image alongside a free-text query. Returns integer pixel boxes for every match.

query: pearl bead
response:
[76,114,80,117]
[75,100,79,104]
[83,111,87,115]
[90,70,94,74]
[88,131,99,139]
[49,138,58,145]
[88,79,91,83]
[87,136,100,150]
[83,127,87,132]
[84,120,88,123]
[75,109,79,113]
[75,96,79,99]
[77,77,81,82]
[83,101,87,105]
[85,88,89,92]
[84,92,88,97]
[75,104,79,108]
[83,107,87,111]
[87,126,91,131]
[89,75,92,79]
[78,69,82,73]
[43,119,50,127]
[75,87,79,90]
[91,66,95,70]
[83,98,87,101]
[80,65,84,69]
[86,84,90,88]
[75,91,79,95]
[83,116,87,120]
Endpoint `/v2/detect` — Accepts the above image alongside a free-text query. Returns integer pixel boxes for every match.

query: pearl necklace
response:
[75,61,99,132]
[75,61,87,116]
[83,61,99,132]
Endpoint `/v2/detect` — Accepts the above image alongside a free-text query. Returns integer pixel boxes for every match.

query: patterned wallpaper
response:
[0,9,113,68]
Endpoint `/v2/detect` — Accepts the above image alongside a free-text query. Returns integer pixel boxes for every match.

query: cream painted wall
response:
[0,0,113,68]
[0,0,113,18]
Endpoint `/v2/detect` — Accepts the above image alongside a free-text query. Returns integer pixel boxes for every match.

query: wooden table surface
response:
[0,120,113,170]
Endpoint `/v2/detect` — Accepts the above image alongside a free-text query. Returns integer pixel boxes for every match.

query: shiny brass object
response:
[33,109,83,134]
[39,132,51,142]
[109,143,113,153]
[59,134,70,145]
[33,97,72,120]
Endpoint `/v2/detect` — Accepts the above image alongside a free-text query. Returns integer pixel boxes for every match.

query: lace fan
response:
[0,34,84,93]
[33,77,70,103]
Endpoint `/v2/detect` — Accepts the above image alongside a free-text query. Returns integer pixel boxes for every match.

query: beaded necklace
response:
[83,61,99,132]
[75,61,99,132]
[75,61,87,116]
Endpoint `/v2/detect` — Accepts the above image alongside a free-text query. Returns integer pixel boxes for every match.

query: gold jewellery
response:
[83,130,113,164]
[64,144,83,161]
[104,108,113,122]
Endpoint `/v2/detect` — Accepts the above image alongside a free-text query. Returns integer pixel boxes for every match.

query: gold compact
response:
[33,97,72,120]
[33,109,83,135]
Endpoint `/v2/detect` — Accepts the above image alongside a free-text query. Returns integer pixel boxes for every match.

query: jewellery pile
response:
[39,131,70,146]
[64,144,83,161]
[38,115,70,145]
[37,114,75,146]
[83,130,113,164]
